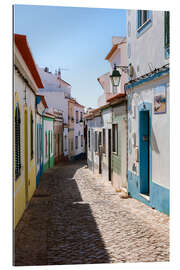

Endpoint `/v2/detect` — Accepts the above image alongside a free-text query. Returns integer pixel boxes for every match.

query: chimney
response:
[44,67,49,72]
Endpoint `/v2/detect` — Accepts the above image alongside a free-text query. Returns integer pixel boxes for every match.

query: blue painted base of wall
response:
[36,163,43,187]
[128,171,169,215]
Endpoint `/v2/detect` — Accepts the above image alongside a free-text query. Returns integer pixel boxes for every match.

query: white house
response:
[126,10,169,214]
[38,67,71,157]
[74,102,85,158]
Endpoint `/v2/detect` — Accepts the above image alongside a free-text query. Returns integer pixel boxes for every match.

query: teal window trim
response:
[136,10,152,38]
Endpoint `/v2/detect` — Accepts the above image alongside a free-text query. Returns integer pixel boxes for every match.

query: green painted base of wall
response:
[43,156,54,172]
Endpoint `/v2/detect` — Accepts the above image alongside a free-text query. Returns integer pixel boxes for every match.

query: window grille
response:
[31,112,34,160]
[15,104,21,179]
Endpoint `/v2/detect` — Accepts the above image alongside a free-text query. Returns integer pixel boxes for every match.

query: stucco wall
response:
[127,10,169,78]
[127,75,169,189]
[38,90,68,124]
[74,105,85,156]
[14,68,36,228]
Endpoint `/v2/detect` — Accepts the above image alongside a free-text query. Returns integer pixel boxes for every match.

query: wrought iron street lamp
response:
[110,63,133,87]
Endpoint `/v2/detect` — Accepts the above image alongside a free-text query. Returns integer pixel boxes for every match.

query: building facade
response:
[53,109,64,164]
[14,34,44,228]
[126,10,170,214]
[74,102,85,159]
[43,111,55,171]
[38,67,71,158]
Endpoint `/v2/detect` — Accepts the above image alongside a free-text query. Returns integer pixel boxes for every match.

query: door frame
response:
[108,128,112,181]
[48,130,51,168]
[138,102,151,195]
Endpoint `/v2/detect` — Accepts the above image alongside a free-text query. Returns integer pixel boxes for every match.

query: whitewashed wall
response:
[127,76,169,189]
[43,118,54,164]
[38,90,68,125]
[74,105,85,156]
[127,10,169,78]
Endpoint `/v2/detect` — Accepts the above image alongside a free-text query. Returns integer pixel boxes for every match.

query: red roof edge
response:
[107,93,126,102]
[37,94,48,108]
[14,34,44,89]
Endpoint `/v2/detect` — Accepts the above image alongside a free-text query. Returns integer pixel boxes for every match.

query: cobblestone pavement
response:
[14,160,169,265]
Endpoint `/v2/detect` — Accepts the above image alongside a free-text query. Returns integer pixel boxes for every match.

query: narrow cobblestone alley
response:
[14,160,169,266]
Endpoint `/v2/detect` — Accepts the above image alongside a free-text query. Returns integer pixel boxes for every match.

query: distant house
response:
[38,67,71,158]
[86,36,128,194]
[53,109,64,164]
[42,110,55,171]
[68,97,85,159]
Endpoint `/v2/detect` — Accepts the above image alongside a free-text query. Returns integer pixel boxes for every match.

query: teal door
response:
[139,110,150,195]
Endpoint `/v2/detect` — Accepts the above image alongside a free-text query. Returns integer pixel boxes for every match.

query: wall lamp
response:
[110,63,133,87]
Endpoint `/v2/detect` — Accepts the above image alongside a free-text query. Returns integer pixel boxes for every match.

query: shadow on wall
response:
[14,160,110,266]
[151,127,160,154]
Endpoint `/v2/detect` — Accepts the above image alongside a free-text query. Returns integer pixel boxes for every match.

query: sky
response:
[14,4,126,109]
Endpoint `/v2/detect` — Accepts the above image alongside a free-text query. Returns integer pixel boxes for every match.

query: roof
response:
[125,64,169,91]
[37,67,71,93]
[85,93,126,120]
[36,94,48,108]
[107,93,126,102]
[105,37,126,60]
[68,97,85,108]
[14,34,44,88]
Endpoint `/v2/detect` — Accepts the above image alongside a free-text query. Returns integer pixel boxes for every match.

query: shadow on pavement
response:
[14,159,110,266]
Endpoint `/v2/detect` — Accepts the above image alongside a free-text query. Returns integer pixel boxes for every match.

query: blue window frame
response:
[164,11,170,58]
[136,10,152,37]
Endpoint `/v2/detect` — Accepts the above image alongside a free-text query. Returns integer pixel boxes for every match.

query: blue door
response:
[139,110,150,195]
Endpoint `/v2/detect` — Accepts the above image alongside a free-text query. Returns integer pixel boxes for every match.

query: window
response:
[30,112,34,160]
[88,130,90,149]
[137,10,152,37]
[71,139,73,151]
[102,129,106,154]
[75,136,78,149]
[137,10,148,28]
[76,111,79,123]
[64,135,67,152]
[164,11,170,58]
[112,124,118,154]
[95,131,98,152]
[15,103,21,179]
[98,132,102,147]
[81,135,83,147]
[80,112,83,122]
